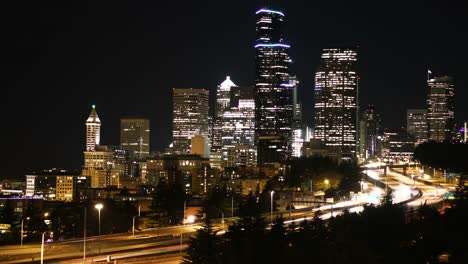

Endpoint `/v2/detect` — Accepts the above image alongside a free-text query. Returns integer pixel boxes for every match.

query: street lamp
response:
[270,190,275,225]
[214,208,225,230]
[20,217,30,246]
[94,203,103,256]
[132,215,137,237]
[40,231,46,264]
[83,207,86,264]
[94,203,103,236]
[231,194,234,217]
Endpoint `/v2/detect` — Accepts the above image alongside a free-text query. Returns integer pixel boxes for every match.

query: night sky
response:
[3,1,467,179]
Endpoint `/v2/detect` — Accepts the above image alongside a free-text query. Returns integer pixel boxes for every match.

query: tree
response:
[148,181,171,227]
[183,207,221,264]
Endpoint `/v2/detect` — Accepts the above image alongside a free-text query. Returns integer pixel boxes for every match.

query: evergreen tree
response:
[148,181,170,227]
[183,208,221,264]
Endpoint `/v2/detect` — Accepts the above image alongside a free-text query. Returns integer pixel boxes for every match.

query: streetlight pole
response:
[94,203,103,256]
[20,217,29,247]
[183,200,186,224]
[20,219,24,247]
[132,216,137,237]
[231,194,234,217]
[95,203,103,236]
[270,190,275,225]
[83,207,86,264]
[214,208,225,230]
[40,232,45,264]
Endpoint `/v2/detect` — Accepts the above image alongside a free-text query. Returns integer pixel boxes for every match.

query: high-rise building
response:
[407,109,428,145]
[427,75,455,142]
[212,77,239,153]
[361,105,382,159]
[215,76,237,118]
[172,88,209,154]
[465,122,467,142]
[191,134,210,159]
[221,99,256,149]
[382,130,415,163]
[254,8,294,165]
[86,105,101,151]
[314,47,358,160]
[56,175,74,202]
[120,118,150,159]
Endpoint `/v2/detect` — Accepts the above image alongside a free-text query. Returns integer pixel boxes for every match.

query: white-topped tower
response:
[86,105,101,151]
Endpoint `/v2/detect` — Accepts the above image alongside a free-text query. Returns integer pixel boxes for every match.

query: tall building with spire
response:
[427,75,455,142]
[212,76,238,154]
[86,105,101,151]
[254,8,294,165]
[314,47,359,160]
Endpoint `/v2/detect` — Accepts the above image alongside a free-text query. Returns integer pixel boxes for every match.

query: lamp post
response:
[183,200,186,225]
[20,219,23,247]
[214,208,225,230]
[83,207,86,264]
[20,217,29,247]
[40,232,46,264]
[132,215,137,237]
[231,194,234,217]
[270,190,275,225]
[94,203,103,236]
[94,203,103,256]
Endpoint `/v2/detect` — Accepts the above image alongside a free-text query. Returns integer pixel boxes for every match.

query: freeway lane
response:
[365,168,449,207]
[0,224,199,264]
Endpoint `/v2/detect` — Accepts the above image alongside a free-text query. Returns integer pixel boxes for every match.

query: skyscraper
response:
[361,105,382,159]
[427,75,455,142]
[221,99,256,149]
[120,118,150,159]
[314,47,358,160]
[254,8,294,165]
[172,88,210,154]
[212,77,238,154]
[407,109,428,145]
[86,105,101,151]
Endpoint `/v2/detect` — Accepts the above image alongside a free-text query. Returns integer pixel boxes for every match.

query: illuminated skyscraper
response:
[120,118,150,159]
[254,8,294,165]
[212,77,238,154]
[407,109,428,145]
[361,105,382,159]
[86,105,101,151]
[172,88,210,154]
[427,75,455,142]
[221,99,256,149]
[314,47,358,160]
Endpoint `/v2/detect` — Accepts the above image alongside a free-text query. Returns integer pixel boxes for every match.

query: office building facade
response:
[120,118,150,159]
[407,109,428,145]
[314,47,358,160]
[172,88,209,154]
[427,76,455,142]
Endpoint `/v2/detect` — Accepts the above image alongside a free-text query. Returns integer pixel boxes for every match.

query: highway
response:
[364,166,455,207]
[1,166,449,263]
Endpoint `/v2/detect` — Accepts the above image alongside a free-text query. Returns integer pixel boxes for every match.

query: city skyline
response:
[3,1,467,178]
